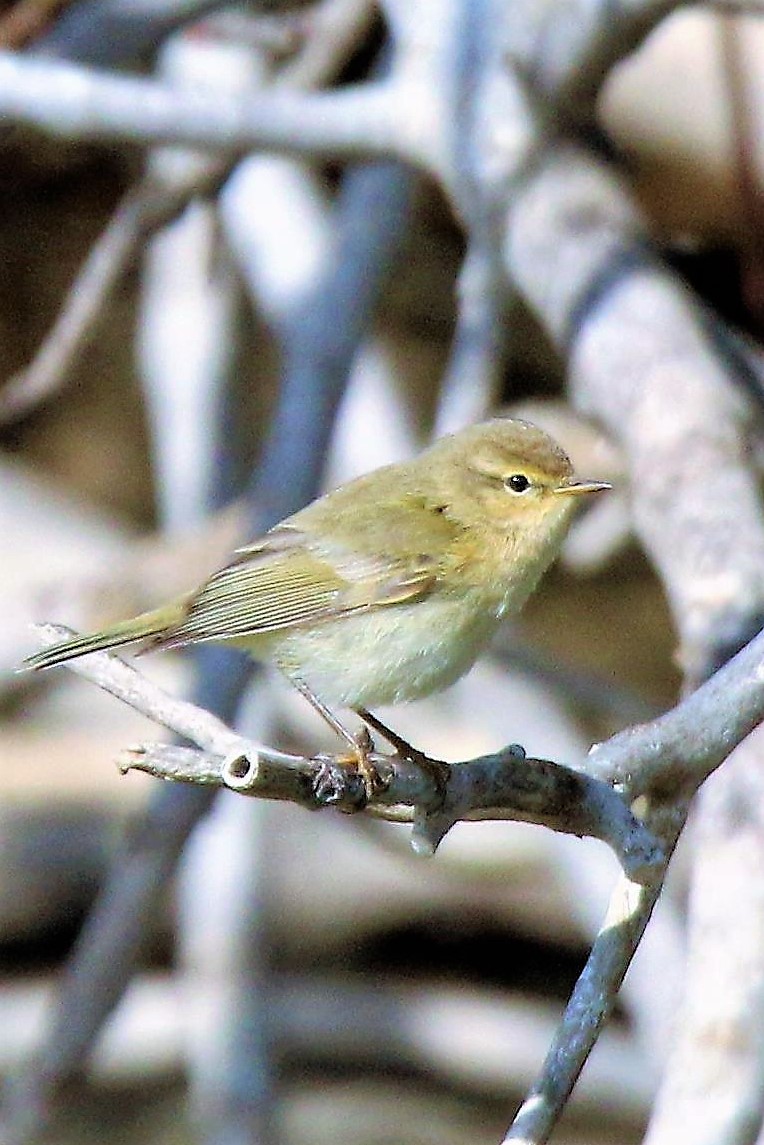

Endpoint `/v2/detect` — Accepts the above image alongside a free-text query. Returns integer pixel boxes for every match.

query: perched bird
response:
[26,418,609,791]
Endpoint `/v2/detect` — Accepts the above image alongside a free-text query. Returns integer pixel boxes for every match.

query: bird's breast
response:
[267,589,503,710]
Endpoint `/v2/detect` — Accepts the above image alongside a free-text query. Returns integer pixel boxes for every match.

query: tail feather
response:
[24,603,184,671]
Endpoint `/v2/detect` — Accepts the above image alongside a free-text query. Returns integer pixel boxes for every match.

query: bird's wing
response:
[154,523,443,648]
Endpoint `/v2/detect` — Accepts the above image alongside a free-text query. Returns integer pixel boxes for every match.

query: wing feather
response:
[155,523,441,649]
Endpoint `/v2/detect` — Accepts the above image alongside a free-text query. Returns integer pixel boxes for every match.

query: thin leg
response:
[357,707,451,801]
[290,677,380,798]
[355,708,426,762]
[291,675,359,752]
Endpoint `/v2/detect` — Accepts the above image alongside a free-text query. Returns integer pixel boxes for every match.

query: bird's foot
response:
[289,677,388,805]
[356,708,451,805]
[313,756,368,808]
[353,725,389,802]
[312,726,388,808]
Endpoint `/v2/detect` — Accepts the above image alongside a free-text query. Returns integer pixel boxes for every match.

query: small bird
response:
[26,418,609,792]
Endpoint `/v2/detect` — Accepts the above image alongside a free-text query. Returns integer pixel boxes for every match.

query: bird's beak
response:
[553,479,612,496]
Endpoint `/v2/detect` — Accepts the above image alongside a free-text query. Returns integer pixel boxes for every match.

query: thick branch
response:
[502,141,764,682]
[0,51,404,160]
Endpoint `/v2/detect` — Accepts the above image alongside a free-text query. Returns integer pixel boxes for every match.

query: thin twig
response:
[0,0,70,47]
[0,165,226,425]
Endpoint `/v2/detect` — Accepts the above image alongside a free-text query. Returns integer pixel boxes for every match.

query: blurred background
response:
[0,5,762,1143]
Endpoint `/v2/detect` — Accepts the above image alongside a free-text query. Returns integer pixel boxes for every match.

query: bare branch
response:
[645,737,764,1145]
[33,623,662,881]
[0,50,405,160]
[503,805,683,1145]
[32,624,251,757]
[500,140,764,682]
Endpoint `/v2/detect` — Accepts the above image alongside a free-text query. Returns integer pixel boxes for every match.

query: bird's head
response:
[428,418,610,546]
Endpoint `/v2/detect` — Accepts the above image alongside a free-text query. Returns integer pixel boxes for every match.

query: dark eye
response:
[505,473,531,494]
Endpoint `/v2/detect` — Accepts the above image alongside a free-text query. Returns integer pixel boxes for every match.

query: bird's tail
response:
[24,602,185,671]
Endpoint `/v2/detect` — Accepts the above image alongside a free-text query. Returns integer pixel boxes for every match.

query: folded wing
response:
[153,523,442,648]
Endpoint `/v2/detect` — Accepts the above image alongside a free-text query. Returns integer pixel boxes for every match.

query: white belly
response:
[269,593,502,709]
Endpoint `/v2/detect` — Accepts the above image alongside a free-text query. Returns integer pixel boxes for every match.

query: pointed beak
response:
[553,479,612,496]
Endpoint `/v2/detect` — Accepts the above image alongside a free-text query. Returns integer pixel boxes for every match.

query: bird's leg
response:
[356,708,451,802]
[290,677,382,799]
[355,708,422,760]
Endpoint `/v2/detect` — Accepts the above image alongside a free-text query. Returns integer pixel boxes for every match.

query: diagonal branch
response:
[31,624,662,882]
[501,138,764,684]
[0,165,227,424]
[503,802,684,1145]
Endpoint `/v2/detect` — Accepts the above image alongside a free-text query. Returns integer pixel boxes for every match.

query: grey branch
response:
[644,737,764,1145]
[0,0,379,426]
[504,813,680,1145]
[497,592,764,1144]
[501,140,764,684]
[32,623,662,882]
[0,50,405,160]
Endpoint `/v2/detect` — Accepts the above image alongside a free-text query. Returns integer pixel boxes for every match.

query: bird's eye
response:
[505,473,531,494]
